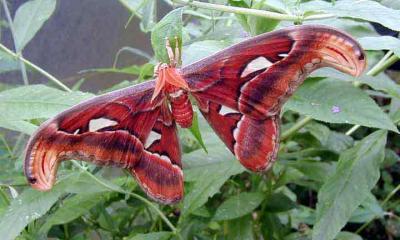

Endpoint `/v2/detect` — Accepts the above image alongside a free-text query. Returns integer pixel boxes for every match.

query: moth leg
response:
[165,37,176,66]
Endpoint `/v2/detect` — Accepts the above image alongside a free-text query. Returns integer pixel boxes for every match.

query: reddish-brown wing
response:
[24,80,183,204]
[130,103,183,204]
[182,25,365,120]
[183,25,365,172]
[196,98,279,172]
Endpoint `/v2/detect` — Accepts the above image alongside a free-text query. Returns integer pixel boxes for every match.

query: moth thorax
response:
[169,90,193,128]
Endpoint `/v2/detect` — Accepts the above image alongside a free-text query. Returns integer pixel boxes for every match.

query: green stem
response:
[346,52,399,136]
[71,161,181,238]
[356,183,400,234]
[1,0,29,85]
[0,43,71,92]
[172,0,335,21]
[172,0,299,21]
[280,116,313,141]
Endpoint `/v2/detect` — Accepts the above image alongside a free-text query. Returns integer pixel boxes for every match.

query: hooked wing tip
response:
[24,125,59,192]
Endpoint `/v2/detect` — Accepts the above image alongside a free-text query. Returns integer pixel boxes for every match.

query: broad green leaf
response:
[359,36,400,57]
[312,68,400,100]
[284,78,398,132]
[128,232,172,240]
[227,215,254,240]
[40,192,108,233]
[213,192,264,221]
[151,8,183,63]
[0,85,93,121]
[302,0,400,31]
[0,188,61,240]
[0,117,37,134]
[263,193,296,213]
[13,0,57,51]
[312,130,387,240]
[182,40,229,65]
[183,159,245,215]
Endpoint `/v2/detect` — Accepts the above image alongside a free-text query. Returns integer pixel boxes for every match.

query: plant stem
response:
[172,0,299,21]
[356,183,400,234]
[1,0,29,85]
[172,0,335,21]
[280,116,313,141]
[346,52,399,136]
[0,43,71,92]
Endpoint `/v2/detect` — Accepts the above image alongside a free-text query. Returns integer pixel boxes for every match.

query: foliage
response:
[0,0,399,240]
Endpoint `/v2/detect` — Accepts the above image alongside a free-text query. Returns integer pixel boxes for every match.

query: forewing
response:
[183,25,365,120]
[24,81,162,191]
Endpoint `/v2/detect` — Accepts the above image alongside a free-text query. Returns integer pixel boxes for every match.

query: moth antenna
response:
[174,36,180,66]
[165,37,176,66]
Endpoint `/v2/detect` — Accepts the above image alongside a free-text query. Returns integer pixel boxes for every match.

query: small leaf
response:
[0,85,93,122]
[285,78,398,132]
[151,8,183,63]
[13,0,57,51]
[213,192,264,221]
[140,0,157,32]
[188,112,207,153]
[263,193,296,213]
[312,130,387,240]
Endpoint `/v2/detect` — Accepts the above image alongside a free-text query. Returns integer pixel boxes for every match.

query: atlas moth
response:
[24,25,366,204]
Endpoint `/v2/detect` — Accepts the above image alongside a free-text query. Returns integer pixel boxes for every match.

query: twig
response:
[0,43,71,92]
[1,0,29,85]
[280,116,313,141]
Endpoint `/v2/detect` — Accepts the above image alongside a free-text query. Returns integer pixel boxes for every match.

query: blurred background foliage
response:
[0,0,399,239]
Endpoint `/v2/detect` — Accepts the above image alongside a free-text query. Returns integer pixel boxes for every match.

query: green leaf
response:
[312,68,400,100]
[358,36,400,57]
[213,192,264,221]
[13,0,57,51]
[0,188,61,240]
[227,215,254,240]
[183,159,245,215]
[151,8,183,63]
[263,193,296,213]
[284,78,398,132]
[0,85,93,122]
[182,40,229,65]
[188,112,207,153]
[349,192,384,223]
[140,0,156,32]
[40,192,108,233]
[128,232,172,240]
[302,0,400,31]
[312,130,387,240]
